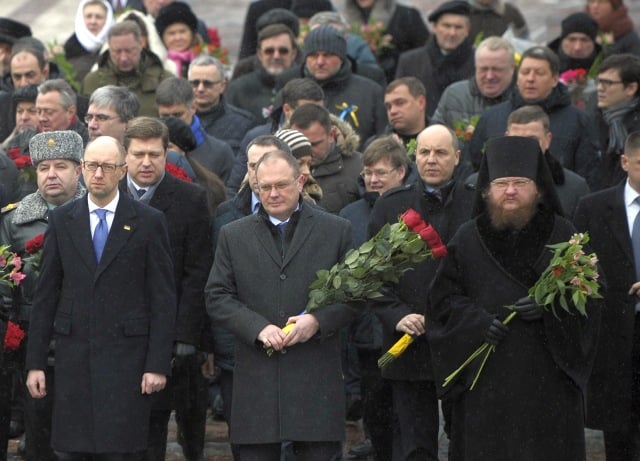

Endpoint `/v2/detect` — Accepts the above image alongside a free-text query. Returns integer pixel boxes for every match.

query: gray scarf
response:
[603,97,640,157]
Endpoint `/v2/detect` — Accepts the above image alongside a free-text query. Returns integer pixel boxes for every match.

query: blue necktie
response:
[93,209,109,263]
[277,221,288,237]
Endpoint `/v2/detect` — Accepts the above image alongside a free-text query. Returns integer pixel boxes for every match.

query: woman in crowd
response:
[155,1,202,78]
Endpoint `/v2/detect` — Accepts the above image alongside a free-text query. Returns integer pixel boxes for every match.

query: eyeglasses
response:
[258,179,296,193]
[189,79,222,89]
[83,161,124,173]
[596,78,624,89]
[490,178,533,190]
[261,47,291,56]
[361,167,397,178]
[85,114,118,123]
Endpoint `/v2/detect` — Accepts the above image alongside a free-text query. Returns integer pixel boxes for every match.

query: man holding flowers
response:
[367,124,474,460]
[428,136,601,460]
[206,149,357,460]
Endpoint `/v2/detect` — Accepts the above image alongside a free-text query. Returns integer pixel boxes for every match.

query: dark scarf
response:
[425,36,474,96]
[602,96,640,156]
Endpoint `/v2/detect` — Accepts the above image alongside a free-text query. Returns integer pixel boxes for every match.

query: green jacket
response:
[82,49,173,117]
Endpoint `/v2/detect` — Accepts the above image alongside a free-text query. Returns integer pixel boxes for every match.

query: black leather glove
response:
[484,319,509,346]
[513,296,544,322]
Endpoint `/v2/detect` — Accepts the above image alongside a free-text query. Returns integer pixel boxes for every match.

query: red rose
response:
[14,155,32,169]
[25,234,44,254]
[207,27,221,47]
[165,163,193,183]
[418,225,448,258]
[7,148,21,160]
[431,244,448,259]
[3,321,25,351]
[400,209,422,230]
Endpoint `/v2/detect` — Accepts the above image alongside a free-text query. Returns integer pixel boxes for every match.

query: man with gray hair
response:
[0,130,85,461]
[36,79,89,145]
[188,55,256,156]
[86,85,140,143]
[431,36,515,132]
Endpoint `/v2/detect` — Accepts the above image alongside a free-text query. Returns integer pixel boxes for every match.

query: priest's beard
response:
[486,195,541,231]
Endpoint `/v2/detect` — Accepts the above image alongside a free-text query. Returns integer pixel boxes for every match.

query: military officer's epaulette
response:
[1,203,18,214]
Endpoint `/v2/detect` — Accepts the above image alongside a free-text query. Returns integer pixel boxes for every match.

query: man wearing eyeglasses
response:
[227,24,298,123]
[85,86,140,143]
[595,53,640,188]
[25,134,176,461]
[0,130,85,461]
[368,124,473,461]
[188,55,256,157]
[206,149,357,460]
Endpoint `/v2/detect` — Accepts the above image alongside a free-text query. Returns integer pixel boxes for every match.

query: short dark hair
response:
[247,135,291,155]
[625,131,640,157]
[282,78,324,107]
[362,136,409,171]
[257,24,295,49]
[385,77,426,99]
[520,46,560,76]
[507,105,551,133]
[289,104,332,133]
[599,53,640,97]
[11,37,47,70]
[89,85,140,122]
[255,149,301,178]
[156,77,194,107]
[124,116,169,151]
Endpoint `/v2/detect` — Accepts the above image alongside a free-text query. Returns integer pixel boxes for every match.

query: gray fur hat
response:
[29,131,83,165]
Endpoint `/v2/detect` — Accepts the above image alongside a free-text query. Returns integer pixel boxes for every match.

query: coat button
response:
[279,311,285,317]
[280,274,287,280]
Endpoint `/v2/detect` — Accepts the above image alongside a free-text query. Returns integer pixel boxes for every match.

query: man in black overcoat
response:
[25,135,176,459]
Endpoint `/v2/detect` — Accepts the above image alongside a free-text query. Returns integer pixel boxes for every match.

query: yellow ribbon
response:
[336,102,359,127]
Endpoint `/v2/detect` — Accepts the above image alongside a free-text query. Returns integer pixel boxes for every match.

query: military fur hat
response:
[29,131,83,165]
[155,1,198,38]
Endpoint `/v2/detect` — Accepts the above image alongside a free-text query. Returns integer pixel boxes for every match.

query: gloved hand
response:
[484,319,509,346]
[513,296,544,322]
[173,342,196,357]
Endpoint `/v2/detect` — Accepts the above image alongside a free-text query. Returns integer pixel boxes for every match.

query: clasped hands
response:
[258,313,319,352]
[484,296,544,346]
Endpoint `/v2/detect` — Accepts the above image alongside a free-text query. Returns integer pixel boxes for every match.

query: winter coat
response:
[64,34,101,83]
[226,67,278,124]
[596,103,640,188]
[468,84,601,189]
[396,36,475,118]
[468,0,529,40]
[81,49,174,117]
[196,97,256,156]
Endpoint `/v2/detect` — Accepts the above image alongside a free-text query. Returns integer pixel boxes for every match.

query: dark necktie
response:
[633,198,640,279]
[277,222,288,237]
[136,188,146,199]
[93,209,108,263]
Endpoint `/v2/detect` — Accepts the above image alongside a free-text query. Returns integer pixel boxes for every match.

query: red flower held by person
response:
[400,209,448,258]
[165,163,193,183]
[25,234,44,255]
[3,321,24,351]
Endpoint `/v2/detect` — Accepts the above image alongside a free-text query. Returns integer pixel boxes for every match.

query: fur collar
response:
[12,185,86,226]
[340,0,397,27]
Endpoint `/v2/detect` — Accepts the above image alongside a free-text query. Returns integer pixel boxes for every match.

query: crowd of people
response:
[0,0,638,460]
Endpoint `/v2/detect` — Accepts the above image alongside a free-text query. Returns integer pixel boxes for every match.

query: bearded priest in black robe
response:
[427,136,601,461]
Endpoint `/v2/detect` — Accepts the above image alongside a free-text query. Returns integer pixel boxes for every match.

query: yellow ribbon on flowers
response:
[336,102,359,127]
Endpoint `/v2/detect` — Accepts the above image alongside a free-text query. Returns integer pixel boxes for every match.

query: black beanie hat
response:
[155,1,198,38]
[256,8,300,37]
[161,116,197,153]
[291,0,333,19]
[304,25,347,61]
[561,12,599,41]
[428,0,470,23]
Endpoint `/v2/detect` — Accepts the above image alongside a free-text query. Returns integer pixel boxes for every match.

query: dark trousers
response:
[25,365,55,461]
[603,316,640,461]
[146,353,208,461]
[0,366,12,461]
[237,441,341,461]
[219,369,241,460]
[391,380,439,461]
[358,349,393,461]
[55,451,144,461]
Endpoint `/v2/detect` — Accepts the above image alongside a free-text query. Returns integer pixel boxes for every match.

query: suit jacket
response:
[25,193,176,453]
[205,202,357,444]
[122,174,212,346]
[573,182,637,431]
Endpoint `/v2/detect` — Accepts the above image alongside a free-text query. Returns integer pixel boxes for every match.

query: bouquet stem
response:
[377,333,414,369]
[443,311,517,390]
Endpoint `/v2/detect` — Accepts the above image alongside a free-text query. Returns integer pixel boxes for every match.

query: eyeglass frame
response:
[595,78,625,89]
[490,178,534,190]
[260,46,291,56]
[257,178,298,193]
[360,167,398,178]
[82,160,125,174]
